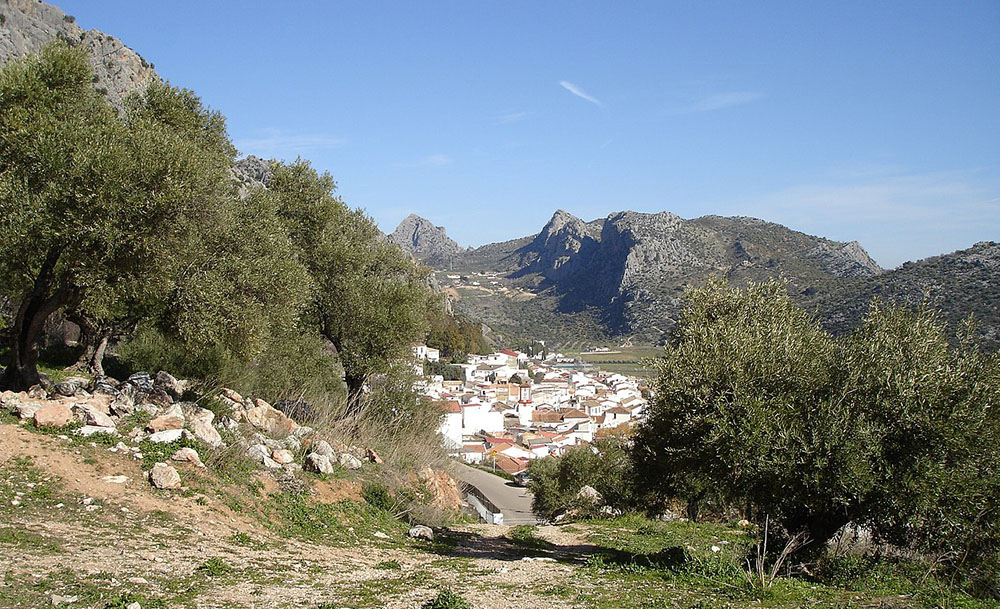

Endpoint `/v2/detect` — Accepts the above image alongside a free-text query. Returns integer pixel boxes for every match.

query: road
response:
[453,462,538,525]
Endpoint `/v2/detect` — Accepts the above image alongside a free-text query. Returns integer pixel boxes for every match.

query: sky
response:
[55,1,999,268]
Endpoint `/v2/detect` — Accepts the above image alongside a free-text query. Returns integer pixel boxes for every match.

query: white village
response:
[411,344,650,479]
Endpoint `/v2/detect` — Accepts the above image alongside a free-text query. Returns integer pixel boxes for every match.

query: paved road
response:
[453,462,538,525]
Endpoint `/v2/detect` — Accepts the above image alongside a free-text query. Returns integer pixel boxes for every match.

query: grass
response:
[424,588,472,609]
[508,524,551,551]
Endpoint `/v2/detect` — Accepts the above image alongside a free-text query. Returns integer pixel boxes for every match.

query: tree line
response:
[0,42,463,415]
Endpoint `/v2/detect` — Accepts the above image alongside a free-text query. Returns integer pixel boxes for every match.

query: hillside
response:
[813,241,1000,350]
[406,210,885,345]
[388,214,466,268]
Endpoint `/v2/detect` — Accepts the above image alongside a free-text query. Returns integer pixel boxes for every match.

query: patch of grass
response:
[138,436,200,469]
[508,524,551,551]
[230,531,268,550]
[262,491,408,546]
[195,556,233,577]
[0,526,64,553]
[375,559,402,570]
[424,588,472,609]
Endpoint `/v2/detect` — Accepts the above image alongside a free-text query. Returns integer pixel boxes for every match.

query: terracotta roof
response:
[462,444,486,453]
[441,401,461,413]
[495,455,527,475]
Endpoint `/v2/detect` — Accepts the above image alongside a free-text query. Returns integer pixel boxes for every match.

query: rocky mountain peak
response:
[388,214,464,267]
[0,0,160,111]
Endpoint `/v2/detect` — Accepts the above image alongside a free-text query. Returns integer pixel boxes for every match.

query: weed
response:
[508,525,551,550]
[195,557,233,576]
[424,588,471,609]
[376,560,402,570]
[138,436,199,469]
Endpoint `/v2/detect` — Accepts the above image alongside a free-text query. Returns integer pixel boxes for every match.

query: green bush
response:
[527,435,634,519]
[424,589,471,609]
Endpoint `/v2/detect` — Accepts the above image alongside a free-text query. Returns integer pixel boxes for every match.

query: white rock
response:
[338,453,363,470]
[407,525,434,541]
[310,439,336,459]
[147,429,183,444]
[149,462,181,489]
[77,425,118,438]
[101,475,129,484]
[304,452,335,474]
[171,447,205,468]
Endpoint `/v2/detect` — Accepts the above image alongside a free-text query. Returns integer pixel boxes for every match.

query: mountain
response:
[417,209,893,344]
[0,0,159,111]
[388,214,465,268]
[813,241,1000,350]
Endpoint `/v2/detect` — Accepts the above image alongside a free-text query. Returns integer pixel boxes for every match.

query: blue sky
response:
[57,1,999,267]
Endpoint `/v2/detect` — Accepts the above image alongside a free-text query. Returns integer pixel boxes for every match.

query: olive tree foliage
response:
[0,42,308,389]
[633,278,1000,585]
[528,436,635,519]
[264,160,433,413]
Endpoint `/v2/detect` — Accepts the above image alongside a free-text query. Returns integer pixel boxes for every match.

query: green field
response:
[559,345,663,378]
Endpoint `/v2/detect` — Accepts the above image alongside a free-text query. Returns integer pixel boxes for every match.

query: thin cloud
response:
[398,154,453,168]
[495,111,529,124]
[559,80,603,106]
[674,91,763,114]
[235,128,345,158]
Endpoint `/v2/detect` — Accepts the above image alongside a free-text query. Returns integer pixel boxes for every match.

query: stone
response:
[50,594,79,606]
[14,401,42,421]
[1,390,21,408]
[373,531,391,539]
[141,387,174,408]
[126,602,141,609]
[27,385,47,399]
[366,448,383,464]
[33,404,73,427]
[187,409,222,448]
[241,397,297,436]
[147,406,184,433]
[575,485,603,505]
[291,425,315,439]
[407,525,434,541]
[310,439,336,459]
[338,453,363,470]
[271,449,295,465]
[110,393,136,416]
[73,404,115,428]
[149,462,181,489]
[54,380,82,397]
[147,429,183,444]
[127,371,154,393]
[171,447,205,468]
[304,452,335,474]
[77,425,118,438]
[219,388,244,404]
[154,370,182,400]
[281,434,301,453]
[102,475,129,484]
[246,444,271,464]
[92,377,119,396]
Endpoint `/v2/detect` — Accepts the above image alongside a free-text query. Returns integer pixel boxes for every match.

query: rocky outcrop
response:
[389,214,465,268]
[0,0,159,111]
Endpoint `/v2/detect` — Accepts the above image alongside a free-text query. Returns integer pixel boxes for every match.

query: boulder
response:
[153,370,182,400]
[310,439,336,459]
[271,449,295,465]
[149,462,181,489]
[366,448,383,464]
[338,453,363,470]
[281,434,301,453]
[92,377,119,396]
[304,452,335,474]
[1,390,22,408]
[54,380,83,397]
[127,372,154,393]
[77,425,118,438]
[147,404,185,433]
[147,429,183,444]
[27,385,48,399]
[171,447,205,468]
[187,409,222,448]
[246,444,271,465]
[33,404,73,427]
[141,387,174,408]
[241,397,297,436]
[73,404,115,428]
[110,389,136,416]
[575,485,603,505]
[219,388,244,404]
[14,402,42,421]
[407,525,434,541]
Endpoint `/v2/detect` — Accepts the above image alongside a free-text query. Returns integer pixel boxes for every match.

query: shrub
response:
[424,589,471,609]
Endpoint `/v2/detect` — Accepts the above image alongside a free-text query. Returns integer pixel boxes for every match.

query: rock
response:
[241,397,297,436]
[1,390,21,408]
[407,525,434,541]
[110,392,136,416]
[141,387,174,408]
[281,434,301,453]
[219,388,244,404]
[737,519,751,528]
[338,453,363,470]
[149,462,181,489]
[310,439,336,459]
[77,425,118,438]
[171,447,205,468]
[14,401,42,421]
[187,409,222,448]
[33,404,73,427]
[73,404,115,428]
[218,416,239,431]
[147,405,184,433]
[388,214,465,268]
[126,602,141,609]
[127,371,154,393]
[304,452,335,474]
[50,594,79,606]
[154,370,182,400]
[246,444,271,464]
[54,380,82,397]
[366,448,383,464]
[27,384,47,399]
[92,377,119,396]
[271,449,295,465]
[147,429,183,444]
[373,531,391,539]
[291,425,315,439]
[252,433,283,452]
[575,485,603,505]
[102,475,129,484]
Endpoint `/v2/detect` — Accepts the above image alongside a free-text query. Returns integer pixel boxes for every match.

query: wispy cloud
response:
[559,80,603,106]
[728,169,1000,267]
[495,111,529,124]
[673,91,763,114]
[398,154,453,168]
[234,128,345,158]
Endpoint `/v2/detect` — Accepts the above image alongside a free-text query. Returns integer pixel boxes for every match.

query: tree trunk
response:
[344,373,367,418]
[0,250,76,392]
[88,331,109,377]
[66,311,97,372]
